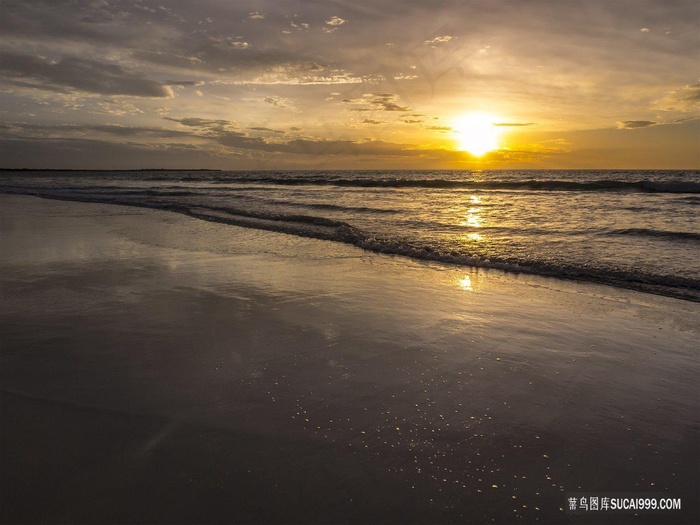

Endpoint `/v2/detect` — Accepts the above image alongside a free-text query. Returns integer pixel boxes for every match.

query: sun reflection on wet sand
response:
[459,275,473,291]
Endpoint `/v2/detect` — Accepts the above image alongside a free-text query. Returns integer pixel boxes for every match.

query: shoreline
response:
[2,189,697,303]
[1,194,698,524]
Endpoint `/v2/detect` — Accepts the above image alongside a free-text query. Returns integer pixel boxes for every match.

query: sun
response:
[453,113,501,156]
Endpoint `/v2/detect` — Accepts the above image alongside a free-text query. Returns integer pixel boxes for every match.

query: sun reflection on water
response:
[459,196,484,229]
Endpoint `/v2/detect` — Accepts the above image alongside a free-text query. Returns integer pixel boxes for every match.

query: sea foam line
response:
[193,177,700,194]
[3,189,699,302]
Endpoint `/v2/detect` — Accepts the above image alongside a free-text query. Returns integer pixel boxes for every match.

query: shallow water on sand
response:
[1,195,698,524]
[2,169,699,301]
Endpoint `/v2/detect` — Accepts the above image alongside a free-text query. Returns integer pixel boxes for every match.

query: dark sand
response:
[1,195,698,524]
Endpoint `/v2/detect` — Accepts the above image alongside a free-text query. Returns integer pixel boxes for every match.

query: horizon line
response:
[2,168,699,172]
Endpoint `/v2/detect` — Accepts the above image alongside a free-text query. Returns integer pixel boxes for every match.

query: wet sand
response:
[1,195,698,524]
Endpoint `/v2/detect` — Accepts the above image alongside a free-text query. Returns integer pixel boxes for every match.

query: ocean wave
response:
[3,188,700,302]
[4,188,696,301]
[217,192,401,214]
[289,201,399,214]
[606,228,700,242]
[182,205,700,300]
[115,189,201,197]
[5,172,699,194]
[200,177,700,193]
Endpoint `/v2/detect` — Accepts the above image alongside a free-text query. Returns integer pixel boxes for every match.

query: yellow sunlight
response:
[453,113,501,156]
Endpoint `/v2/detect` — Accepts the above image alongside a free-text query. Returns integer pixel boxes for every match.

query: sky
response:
[1,0,698,170]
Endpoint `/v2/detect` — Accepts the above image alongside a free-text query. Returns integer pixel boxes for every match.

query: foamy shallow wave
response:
[3,187,699,302]
[152,202,700,299]
[2,168,698,301]
[606,228,700,241]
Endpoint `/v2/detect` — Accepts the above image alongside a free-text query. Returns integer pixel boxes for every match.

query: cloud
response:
[325,16,346,26]
[0,137,225,170]
[0,0,143,46]
[131,51,204,69]
[163,117,238,132]
[617,120,657,129]
[88,124,188,137]
[211,68,369,86]
[159,114,454,158]
[370,93,411,112]
[652,83,700,112]
[0,1,365,89]
[362,119,386,125]
[344,93,411,112]
[215,131,278,152]
[94,99,145,116]
[2,122,192,139]
[423,35,453,47]
[494,122,535,127]
[137,45,301,74]
[0,52,174,98]
[249,127,286,134]
[164,80,205,87]
[1,0,697,169]
[323,16,346,32]
[256,95,297,110]
[616,117,699,130]
[212,133,461,159]
[0,132,552,169]
[672,116,700,124]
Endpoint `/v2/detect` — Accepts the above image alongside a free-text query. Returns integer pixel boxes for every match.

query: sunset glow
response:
[453,114,501,156]
[1,3,699,521]
[0,0,697,169]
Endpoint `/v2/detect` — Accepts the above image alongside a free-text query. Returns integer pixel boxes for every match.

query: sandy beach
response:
[1,194,698,524]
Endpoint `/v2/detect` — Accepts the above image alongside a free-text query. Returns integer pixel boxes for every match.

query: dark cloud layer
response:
[0,52,173,97]
[0,137,225,170]
[617,120,657,129]
[163,117,237,129]
[2,122,191,138]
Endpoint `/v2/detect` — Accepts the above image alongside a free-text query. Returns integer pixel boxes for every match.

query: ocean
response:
[2,169,699,301]
[2,177,700,524]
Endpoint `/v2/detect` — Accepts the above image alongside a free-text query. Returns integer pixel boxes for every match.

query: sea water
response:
[2,169,698,300]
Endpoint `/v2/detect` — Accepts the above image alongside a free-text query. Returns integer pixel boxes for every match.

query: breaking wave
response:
[3,187,698,302]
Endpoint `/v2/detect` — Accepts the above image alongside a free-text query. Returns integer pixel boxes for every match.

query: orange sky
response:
[1,0,698,169]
